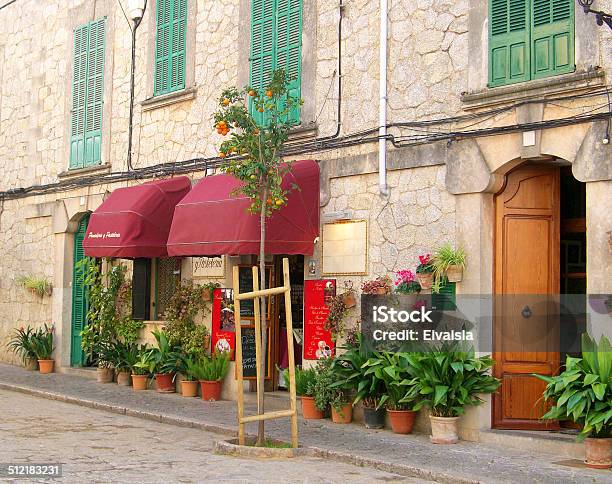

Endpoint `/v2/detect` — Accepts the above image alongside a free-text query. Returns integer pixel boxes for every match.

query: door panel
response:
[71,214,90,367]
[493,165,560,429]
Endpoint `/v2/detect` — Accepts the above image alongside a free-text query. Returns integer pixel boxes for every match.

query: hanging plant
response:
[16,275,52,298]
[361,276,392,295]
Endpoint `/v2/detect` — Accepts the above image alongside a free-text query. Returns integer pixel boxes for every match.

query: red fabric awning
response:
[167,160,320,256]
[83,177,191,258]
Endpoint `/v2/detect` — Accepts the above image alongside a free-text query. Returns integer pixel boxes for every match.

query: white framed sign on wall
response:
[192,256,226,279]
[322,219,368,276]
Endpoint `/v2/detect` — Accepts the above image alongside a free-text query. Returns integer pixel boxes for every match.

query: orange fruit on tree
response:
[248,90,256,97]
[258,107,265,113]
[253,128,260,135]
[275,199,283,206]
[222,98,230,106]
[266,90,273,98]
[219,152,226,158]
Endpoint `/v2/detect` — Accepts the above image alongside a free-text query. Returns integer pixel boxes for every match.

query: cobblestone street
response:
[0,390,420,483]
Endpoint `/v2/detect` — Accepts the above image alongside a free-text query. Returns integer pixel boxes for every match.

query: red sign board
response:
[211,288,236,359]
[303,279,336,360]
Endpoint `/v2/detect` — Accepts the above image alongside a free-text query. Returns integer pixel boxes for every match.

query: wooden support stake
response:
[252,265,264,442]
[232,266,246,446]
[283,258,299,449]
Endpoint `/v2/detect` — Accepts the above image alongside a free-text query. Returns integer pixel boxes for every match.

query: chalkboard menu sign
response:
[239,326,271,379]
[238,265,273,319]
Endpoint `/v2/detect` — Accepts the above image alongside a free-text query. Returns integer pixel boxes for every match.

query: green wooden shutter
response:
[70,19,105,169]
[275,0,302,124]
[155,0,187,96]
[71,215,90,366]
[489,0,529,87]
[250,0,276,125]
[531,0,574,79]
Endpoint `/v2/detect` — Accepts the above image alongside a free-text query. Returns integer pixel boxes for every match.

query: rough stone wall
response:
[0,198,55,363]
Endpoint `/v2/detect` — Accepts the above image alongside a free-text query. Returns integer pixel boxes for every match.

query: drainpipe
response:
[378,0,389,196]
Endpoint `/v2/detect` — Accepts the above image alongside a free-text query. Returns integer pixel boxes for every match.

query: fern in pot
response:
[410,343,500,444]
[534,334,611,469]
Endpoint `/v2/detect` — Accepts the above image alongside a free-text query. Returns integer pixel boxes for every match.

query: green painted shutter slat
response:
[71,215,90,367]
[250,0,276,125]
[276,0,302,124]
[531,0,573,79]
[155,0,187,96]
[489,0,529,87]
[70,19,105,169]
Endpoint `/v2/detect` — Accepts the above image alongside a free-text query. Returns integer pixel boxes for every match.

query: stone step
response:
[58,366,98,380]
[479,428,585,460]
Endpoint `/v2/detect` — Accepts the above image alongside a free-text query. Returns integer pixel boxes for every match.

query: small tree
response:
[213,69,302,445]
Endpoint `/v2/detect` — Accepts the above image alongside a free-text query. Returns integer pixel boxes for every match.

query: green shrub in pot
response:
[534,334,611,468]
[7,325,38,368]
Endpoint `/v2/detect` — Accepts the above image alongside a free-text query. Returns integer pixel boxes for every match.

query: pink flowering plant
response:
[394,269,421,295]
[416,254,434,274]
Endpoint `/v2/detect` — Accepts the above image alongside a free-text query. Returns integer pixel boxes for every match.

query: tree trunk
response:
[257,186,267,446]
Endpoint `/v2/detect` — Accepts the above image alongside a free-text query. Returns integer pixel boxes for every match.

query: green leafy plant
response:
[281,366,317,397]
[361,351,420,411]
[410,343,500,417]
[31,324,55,360]
[307,357,336,412]
[150,330,184,375]
[324,295,348,341]
[188,350,231,382]
[182,355,201,382]
[7,325,38,362]
[112,341,140,373]
[432,244,466,288]
[534,334,611,441]
[214,68,303,445]
[16,275,52,297]
[132,345,156,376]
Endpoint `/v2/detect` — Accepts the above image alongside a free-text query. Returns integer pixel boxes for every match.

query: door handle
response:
[521,305,532,319]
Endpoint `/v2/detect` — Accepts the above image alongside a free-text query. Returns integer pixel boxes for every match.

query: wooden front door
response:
[493,164,560,429]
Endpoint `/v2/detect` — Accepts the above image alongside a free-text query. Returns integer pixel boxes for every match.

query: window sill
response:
[58,163,111,179]
[141,87,198,112]
[460,69,605,110]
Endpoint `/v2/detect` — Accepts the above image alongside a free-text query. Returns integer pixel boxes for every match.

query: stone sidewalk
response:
[0,363,610,484]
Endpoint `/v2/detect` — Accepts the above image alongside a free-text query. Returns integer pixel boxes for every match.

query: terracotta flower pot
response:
[200,380,222,401]
[116,371,131,386]
[445,265,463,283]
[96,367,114,383]
[585,437,612,469]
[416,273,433,290]
[342,292,357,308]
[363,407,386,429]
[331,403,353,424]
[388,409,417,434]
[181,380,199,397]
[25,358,38,371]
[301,396,324,419]
[155,373,176,393]
[429,415,460,444]
[131,374,149,390]
[38,359,54,374]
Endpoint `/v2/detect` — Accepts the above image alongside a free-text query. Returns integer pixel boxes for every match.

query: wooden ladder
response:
[232,257,299,448]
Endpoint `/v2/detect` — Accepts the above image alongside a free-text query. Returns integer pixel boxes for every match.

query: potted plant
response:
[201,281,221,303]
[329,357,355,424]
[534,334,611,469]
[412,343,500,444]
[333,337,386,428]
[114,341,139,386]
[31,324,55,374]
[340,280,356,308]
[361,276,392,295]
[282,366,321,419]
[94,340,115,383]
[150,330,183,393]
[415,254,434,290]
[190,350,230,401]
[363,352,420,433]
[394,269,421,295]
[7,325,38,370]
[131,345,155,391]
[432,244,466,284]
[16,275,52,297]
[309,357,335,418]
[181,355,202,397]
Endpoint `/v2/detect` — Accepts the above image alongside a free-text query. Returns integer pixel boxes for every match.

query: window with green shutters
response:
[489,0,574,87]
[70,18,106,169]
[154,0,187,96]
[250,0,303,125]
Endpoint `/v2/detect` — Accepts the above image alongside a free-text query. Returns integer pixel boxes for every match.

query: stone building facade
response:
[0,0,610,442]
